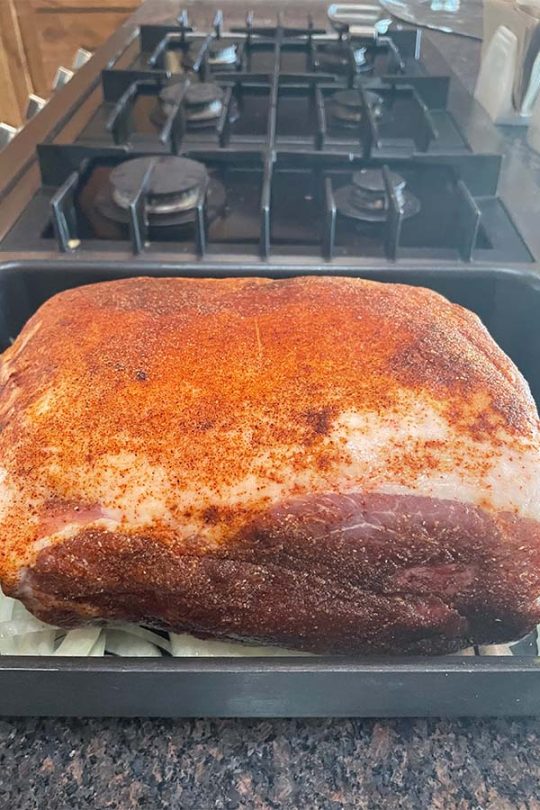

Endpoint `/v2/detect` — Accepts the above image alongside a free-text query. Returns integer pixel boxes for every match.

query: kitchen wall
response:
[0,0,140,127]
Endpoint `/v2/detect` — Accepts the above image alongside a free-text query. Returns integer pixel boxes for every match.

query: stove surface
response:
[0,1,538,270]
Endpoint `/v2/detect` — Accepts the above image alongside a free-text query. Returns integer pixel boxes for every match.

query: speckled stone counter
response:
[1,717,540,808]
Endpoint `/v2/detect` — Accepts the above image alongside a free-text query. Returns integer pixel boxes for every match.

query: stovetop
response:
[0,4,538,269]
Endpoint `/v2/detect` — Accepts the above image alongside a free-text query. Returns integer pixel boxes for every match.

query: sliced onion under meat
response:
[105,629,161,657]
[88,632,106,657]
[112,624,172,654]
[53,627,102,656]
[169,632,313,657]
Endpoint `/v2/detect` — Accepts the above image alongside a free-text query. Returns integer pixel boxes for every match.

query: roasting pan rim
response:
[0,260,539,715]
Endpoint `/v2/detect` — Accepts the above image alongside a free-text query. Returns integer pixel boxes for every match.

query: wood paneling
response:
[0,0,33,126]
[15,0,50,102]
[17,0,139,97]
[0,0,140,125]
[36,0,138,9]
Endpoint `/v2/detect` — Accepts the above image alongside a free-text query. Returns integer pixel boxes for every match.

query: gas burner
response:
[331,89,384,127]
[334,168,420,222]
[156,81,230,130]
[183,82,225,126]
[158,80,189,119]
[95,155,226,227]
[208,41,238,67]
[314,41,373,74]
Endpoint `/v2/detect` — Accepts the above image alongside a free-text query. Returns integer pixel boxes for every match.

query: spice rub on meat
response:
[0,275,539,654]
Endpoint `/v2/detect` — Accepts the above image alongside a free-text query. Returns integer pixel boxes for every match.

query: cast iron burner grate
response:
[86,11,448,156]
[138,9,411,86]
[158,81,189,120]
[0,9,532,268]
[31,141,530,265]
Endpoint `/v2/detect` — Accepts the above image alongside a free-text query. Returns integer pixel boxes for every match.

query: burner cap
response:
[331,89,384,124]
[332,89,380,109]
[334,168,420,222]
[181,82,224,125]
[184,82,224,106]
[109,156,208,215]
[111,156,207,200]
[352,168,404,195]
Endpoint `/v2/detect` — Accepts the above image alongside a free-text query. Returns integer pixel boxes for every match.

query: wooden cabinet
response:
[0,0,140,127]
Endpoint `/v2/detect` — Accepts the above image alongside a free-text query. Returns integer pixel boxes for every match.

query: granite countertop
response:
[2,5,539,809]
[1,716,540,808]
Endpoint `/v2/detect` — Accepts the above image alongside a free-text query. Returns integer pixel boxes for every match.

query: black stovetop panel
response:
[0,9,534,266]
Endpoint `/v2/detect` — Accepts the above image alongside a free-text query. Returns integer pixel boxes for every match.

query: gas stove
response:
[0,2,539,269]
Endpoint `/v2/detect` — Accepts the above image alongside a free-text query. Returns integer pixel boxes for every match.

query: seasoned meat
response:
[0,275,539,654]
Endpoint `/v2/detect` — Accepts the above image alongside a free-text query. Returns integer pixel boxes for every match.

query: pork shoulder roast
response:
[0,276,539,654]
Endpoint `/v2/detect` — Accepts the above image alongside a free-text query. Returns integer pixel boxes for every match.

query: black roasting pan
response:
[0,259,540,718]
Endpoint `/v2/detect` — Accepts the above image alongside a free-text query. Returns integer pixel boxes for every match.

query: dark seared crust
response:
[18,493,540,654]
